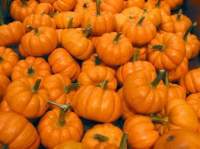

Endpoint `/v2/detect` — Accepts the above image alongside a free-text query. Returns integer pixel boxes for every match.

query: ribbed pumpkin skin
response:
[38,109,84,149]
[0,74,10,100]
[0,21,25,47]
[53,0,76,12]
[167,83,186,102]
[100,0,124,13]
[72,85,122,122]
[0,112,40,149]
[186,93,200,119]
[34,3,55,15]
[0,100,11,112]
[53,141,84,149]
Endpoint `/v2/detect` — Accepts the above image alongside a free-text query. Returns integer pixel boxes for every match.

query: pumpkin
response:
[168,57,188,82]
[0,74,10,101]
[0,112,40,149]
[11,56,51,81]
[10,0,38,21]
[165,0,183,9]
[23,14,56,30]
[48,48,80,80]
[148,32,185,70]
[123,115,159,149]
[61,27,94,60]
[82,123,123,149]
[123,69,167,114]
[54,141,84,149]
[186,93,200,119]
[53,0,77,11]
[39,0,56,4]
[144,7,162,27]
[116,48,156,84]
[34,3,55,15]
[96,32,134,66]
[81,0,115,36]
[4,79,49,118]
[43,74,79,106]
[72,81,122,122]
[100,0,125,14]
[151,99,199,135]
[54,11,81,29]
[0,21,25,46]
[154,130,200,149]
[122,15,157,46]
[160,11,174,33]
[172,9,192,34]
[125,0,145,8]
[19,27,58,57]
[38,105,83,149]
[180,68,200,94]
[56,29,64,46]
[0,47,19,76]
[0,100,11,112]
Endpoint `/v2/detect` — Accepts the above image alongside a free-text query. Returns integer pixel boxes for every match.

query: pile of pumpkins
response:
[1,0,200,148]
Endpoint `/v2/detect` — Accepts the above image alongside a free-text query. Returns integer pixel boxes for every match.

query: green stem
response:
[27,67,35,76]
[67,17,73,28]
[83,25,92,38]
[0,56,3,63]
[151,70,166,88]
[64,82,80,94]
[152,44,164,51]
[151,115,168,124]
[96,0,101,16]
[155,0,161,7]
[119,133,128,149]
[97,80,108,89]
[184,22,197,41]
[33,28,40,36]
[94,134,109,142]
[164,71,169,86]
[32,79,41,93]
[132,48,140,62]
[137,16,145,25]
[2,144,8,149]
[95,55,101,65]
[113,32,122,44]
[176,9,183,20]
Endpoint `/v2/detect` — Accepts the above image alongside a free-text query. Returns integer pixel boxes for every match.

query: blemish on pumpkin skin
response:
[166,135,175,142]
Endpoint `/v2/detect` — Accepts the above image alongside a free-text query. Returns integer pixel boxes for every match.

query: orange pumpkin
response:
[39,0,56,4]
[123,69,167,114]
[72,82,122,122]
[48,48,80,80]
[0,112,40,149]
[82,123,123,149]
[56,29,64,46]
[148,32,185,70]
[0,21,25,46]
[160,11,174,33]
[81,0,115,36]
[186,93,200,119]
[165,0,183,9]
[154,130,200,149]
[168,57,188,82]
[123,115,159,149]
[0,74,10,100]
[11,56,51,81]
[117,48,156,84]
[4,79,49,118]
[19,27,58,57]
[10,0,38,21]
[54,11,81,29]
[172,9,192,34]
[23,14,56,30]
[180,68,200,94]
[61,28,94,60]
[0,47,19,76]
[38,106,83,149]
[53,0,77,11]
[34,3,55,15]
[125,0,145,8]
[96,32,134,66]
[0,100,11,112]
[100,0,124,14]
[53,140,84,149]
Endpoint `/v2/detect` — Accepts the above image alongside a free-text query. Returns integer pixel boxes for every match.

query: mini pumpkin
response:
[34,2,55,15]
[100,0,124,14]
[39,0,56,4]
[0,21,25,46]
[160,11,174,33]
[5,79,49,118]
[19,27,58,57]
[10,0,38,21]
[0,47,19,76]
[12,56,51,81]
[0,74,10,101]
[82,123,123,149]
[186,93,200,119]
[53,0,77,11]
[72,81,122,122]
[148,32,185,70]
[125,0,145,8]
[61,27,94,60]
[56,29,64,46]
[0,112,40,149]
[38,105,83,149]
[53,141,84,149]
[165,0,183,9]
[123,115,159,149]
[48,48,81,80]
[96,32,134,66]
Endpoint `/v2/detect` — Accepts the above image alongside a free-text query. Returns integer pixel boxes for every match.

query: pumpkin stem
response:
[96,0,101,16]
[94,134,109,142]
[151,69,165,88]
[152,44,164,51]
[176,9,183,20]
[67,17,73,28]
[167,135,175,142]
[119,133,128,149]
[151,114,168,124]
[64,82,80,93]
[32,79,41,93]
[163,71,169,86]
[2,144,8,149]
[137,16,145,25]
[184,22,197,41]
[27,67,35,76]
[0,56,3,63]
[95,55,101,65]
[0,9,4,25]
[21,0,27,6]
[97,80,108,89]
[83,2,88,8]
[113,32,122,44]
[83,25,93,38]
[155,0,161,7]
[132,48,140,62]
[33,28,40,36]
